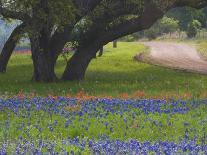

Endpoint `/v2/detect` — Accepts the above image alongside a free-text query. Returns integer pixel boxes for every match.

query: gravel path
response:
[142,42,207,74]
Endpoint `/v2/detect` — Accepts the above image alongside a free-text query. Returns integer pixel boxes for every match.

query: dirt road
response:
[142,42,207,74]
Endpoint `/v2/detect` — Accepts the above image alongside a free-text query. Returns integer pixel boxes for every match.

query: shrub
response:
[159,17,179,34]
[187,20,201,38]
[145,28,160,40]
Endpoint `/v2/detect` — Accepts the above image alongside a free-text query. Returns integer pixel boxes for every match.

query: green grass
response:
[1,42,207,153]
[197,40,207,60]
[1,42,207,98]
[1,105,206,143]
[1,99,206,153]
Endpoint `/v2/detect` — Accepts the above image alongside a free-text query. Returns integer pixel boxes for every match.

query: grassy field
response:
[0,42,207,154]
[197,40,207,60]
[1,98,206,153]
[1,42,207,98]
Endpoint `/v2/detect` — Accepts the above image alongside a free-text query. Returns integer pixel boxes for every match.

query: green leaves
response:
[0,0,76,26]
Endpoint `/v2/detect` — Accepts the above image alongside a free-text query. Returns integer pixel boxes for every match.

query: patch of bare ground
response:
[135,41,207,74]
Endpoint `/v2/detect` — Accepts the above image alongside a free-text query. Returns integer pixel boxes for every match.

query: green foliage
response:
[159,17,179,34]
[1,0,76,30]
[137,17,179,40]
[167,7,207,31]
[187,20,202,38]
[144,26,160,40]
[134,6,207,40]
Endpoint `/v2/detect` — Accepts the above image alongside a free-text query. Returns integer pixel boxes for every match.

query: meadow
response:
[1,42,207,98]
[0,42,207,154]
[0,97,206,154]
[197,40,207,60]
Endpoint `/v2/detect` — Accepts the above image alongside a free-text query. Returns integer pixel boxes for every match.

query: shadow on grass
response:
[1,61,207,97]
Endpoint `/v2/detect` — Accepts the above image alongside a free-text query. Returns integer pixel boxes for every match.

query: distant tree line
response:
[122,6,207,40]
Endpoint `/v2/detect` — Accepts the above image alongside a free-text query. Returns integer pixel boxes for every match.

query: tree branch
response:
[49,0,104,56]
[0,23,26,72]
[80,0,207,48]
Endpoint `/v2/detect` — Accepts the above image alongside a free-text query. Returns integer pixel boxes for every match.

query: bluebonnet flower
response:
[0,97,207,154]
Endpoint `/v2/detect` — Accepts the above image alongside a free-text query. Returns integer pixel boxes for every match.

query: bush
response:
[187,20,201,38]
[159,17,179,34]
[145,28,160,40]
[142,17,179,40]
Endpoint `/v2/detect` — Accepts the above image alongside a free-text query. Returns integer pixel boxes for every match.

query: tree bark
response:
[113,40,117,48]
[62,47,98,81]
[0,23,26,73]
[98,46,103,57]
[32,53,57,82]
[30,35,57,82]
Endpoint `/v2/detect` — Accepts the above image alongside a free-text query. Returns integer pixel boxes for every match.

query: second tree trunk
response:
[62,48,98,81]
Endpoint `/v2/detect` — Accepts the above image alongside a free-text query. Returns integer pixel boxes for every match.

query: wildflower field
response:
[0,42,207,154]
[0,96,207,154]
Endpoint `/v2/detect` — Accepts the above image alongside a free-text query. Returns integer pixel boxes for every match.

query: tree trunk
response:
[32,53,57,82]
[0,23,26,73]
[30,35,57,82]
[98,46,103,57]
[113,40,117,48]
[62,48,97,81]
